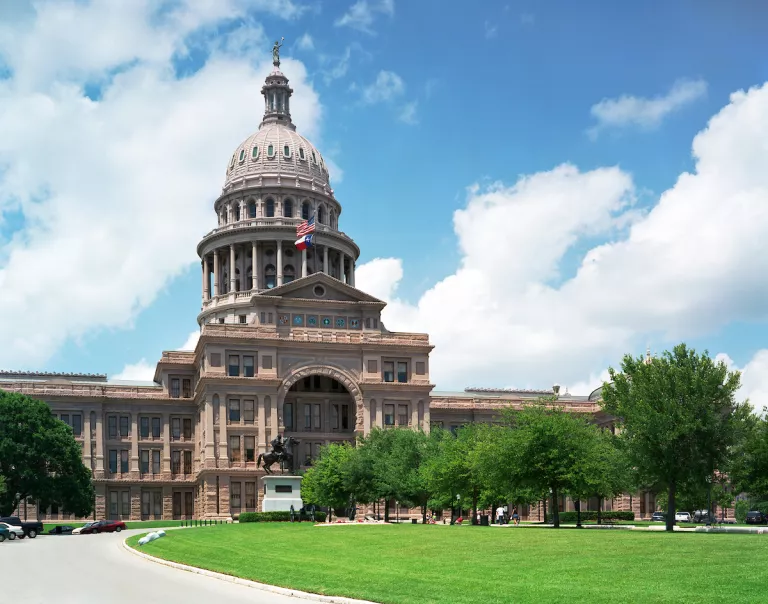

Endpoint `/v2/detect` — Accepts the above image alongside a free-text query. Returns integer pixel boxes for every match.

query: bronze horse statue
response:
[258,435,300,474]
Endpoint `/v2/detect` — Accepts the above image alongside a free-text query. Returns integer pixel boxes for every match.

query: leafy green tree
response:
[601,344,746,532]
[731,414,768,501]
[301,442,356,519]
[0,391,95,517]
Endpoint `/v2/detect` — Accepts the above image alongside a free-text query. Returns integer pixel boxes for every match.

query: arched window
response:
[220,212,227,226]
[301,201,310,220]
[234,204,240,222]
[266,199,275,217]
[330,210,336,229]
[265,264,276,289]
[283,199,293,218]
[299,147,305,160]
[252,146,259,159]
[229,154,235,170]
[267,144,275,157]
[238,149,245,162]
[317,205,325,224]
[248,201,256,218]
[283,145,291,158]
[311,151,317,164]
[283,264,295,284]
[213,394,220,425]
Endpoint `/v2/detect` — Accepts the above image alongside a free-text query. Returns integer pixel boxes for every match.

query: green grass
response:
[127,523,768,604]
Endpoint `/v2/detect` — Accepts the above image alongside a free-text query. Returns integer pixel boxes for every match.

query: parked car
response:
[651,511,666,522]
[0,521,25,540]
[47,525,75,535]
[674,512,692,522]
[745,511,768,525]
[0,516,43,539]
[0,525,10,542]
[80,520,126,534]
[72,522,96,535]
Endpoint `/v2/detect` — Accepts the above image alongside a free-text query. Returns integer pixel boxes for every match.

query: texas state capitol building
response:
[1,56,667,524]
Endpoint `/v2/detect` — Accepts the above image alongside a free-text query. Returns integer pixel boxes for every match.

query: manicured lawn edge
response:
[122,537,379,604]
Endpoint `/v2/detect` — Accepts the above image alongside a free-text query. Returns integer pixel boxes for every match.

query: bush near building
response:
[239,511,327,523]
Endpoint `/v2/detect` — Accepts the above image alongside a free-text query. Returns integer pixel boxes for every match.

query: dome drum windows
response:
[238,149,246,163]
[283,198,294,218]
[301,201,311,221]
[299,147,306,160]
[252,146,259,159]
[283,145,291,158]
[266,198,275,218]
[248,201,256,218]
[267,144,275,158]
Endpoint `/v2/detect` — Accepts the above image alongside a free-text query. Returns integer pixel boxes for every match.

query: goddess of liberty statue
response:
[272,37,284,67]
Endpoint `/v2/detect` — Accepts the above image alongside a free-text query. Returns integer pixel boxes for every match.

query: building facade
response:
[0,60,728,523]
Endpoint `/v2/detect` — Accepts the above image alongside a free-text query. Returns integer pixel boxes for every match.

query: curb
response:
[121,539,379,604]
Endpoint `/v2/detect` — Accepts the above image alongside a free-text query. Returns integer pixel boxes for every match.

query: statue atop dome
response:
[272,37,284,67]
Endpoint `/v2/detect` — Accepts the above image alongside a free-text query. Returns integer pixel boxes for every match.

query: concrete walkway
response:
[1,529,314,604]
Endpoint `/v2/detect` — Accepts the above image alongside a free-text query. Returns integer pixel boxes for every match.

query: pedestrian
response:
[512,507,520,526]
[496,505,505,525]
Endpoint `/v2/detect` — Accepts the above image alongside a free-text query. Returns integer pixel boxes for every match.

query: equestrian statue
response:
[257,433,299,474]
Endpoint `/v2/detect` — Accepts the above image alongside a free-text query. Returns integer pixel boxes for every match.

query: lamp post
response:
[456,494,461,524]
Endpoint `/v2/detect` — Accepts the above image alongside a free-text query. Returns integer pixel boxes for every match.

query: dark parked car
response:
[745,511,767,525]
[651,511,666,522]
[80,520,126,534]
[0,516,43,539]
[0,525,10,542]
[47,525,75,535]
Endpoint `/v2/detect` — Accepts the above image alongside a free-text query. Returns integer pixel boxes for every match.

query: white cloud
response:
[335,0,394,34]
[398,100,418,124]
[0,2,327,368]
[484,21,498,39]
[357,82,768,392]
[320,46,352,84]
[589,79,708,137]
[297,33,314,51]
[178,330,200,351]
[112,359,155,382]
[717,351,768,414]
[362,70,404,103]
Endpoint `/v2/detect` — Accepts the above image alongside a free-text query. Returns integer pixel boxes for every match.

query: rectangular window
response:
[140,450,149,474]
[119,416,129,438]
[244,400,254,424]
[229,399,241,423]
[152,450,160,474]
[383,361,395,382]
[231,482,241,510]
[120,449,129,473]
[268,313,273,324]
[245,436,255,462]
[260,311,266,324]
[183,450,192,475]
[239,315,246,324]
[142,491,151,517]
[172,417,181,440]
[185,492,194,516]
[153,491,162,517]
[243,355,255,377]
[183,418,192,439]
[342,404,349,430]
[110,492,118,518]
[312,404,321,430]
[230,435,241,462]
[60,413,70,427]
[173,492,181,517]
[90,442,96,470]
[397,362,408,383]
[121,491,130,517]
[108,416,117,439]
[284,403,293,431]
[72,414,82,436]
[228,355,240,377]
[109,450,118,473]
[384,404,395,426]
[304,404,311,429]
[172,451,181,474]
[332,404,339,430]
[263,355,273,370]
[170,378,180,398]
[152,417,161,438]
[398,404,409,426]
[313,443,322,459]
[245,482,256,510]
[140,417,149,438]
[367,359,378,373]
[182,378,192,398]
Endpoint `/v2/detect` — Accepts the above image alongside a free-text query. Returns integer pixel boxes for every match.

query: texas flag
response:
[295,234,314,250]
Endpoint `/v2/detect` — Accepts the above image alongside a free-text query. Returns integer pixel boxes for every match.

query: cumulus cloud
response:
[335,0,394,34]
[357,83,768,393]
[717,351,768,414]
[112,359,155,382]
[589,79,708,138]
[361,70,405,103]
[178,330,201,352]
[0,2,327,368]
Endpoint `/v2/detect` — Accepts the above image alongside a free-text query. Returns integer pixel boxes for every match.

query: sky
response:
[1,0,768,409]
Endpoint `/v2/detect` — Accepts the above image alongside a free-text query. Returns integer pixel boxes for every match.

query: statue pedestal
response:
[261,475,303,512]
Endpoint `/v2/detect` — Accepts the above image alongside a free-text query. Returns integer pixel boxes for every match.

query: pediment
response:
[257,272,385,305]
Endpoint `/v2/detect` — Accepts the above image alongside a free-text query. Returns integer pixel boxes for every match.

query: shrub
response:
[239,511,327,523]
[558,511,635,523]
[735,500,749,524]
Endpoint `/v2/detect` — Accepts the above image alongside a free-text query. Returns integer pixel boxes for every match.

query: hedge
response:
[557,511,635,523]
[239,511,327,523]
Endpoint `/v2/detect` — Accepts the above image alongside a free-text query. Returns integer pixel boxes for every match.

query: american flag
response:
[296,216,315,237]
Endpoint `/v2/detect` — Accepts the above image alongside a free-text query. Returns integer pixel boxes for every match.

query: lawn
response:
[127,523,767,604]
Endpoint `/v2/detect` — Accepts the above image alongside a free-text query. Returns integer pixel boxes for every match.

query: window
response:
[109,450,118,473]
[170,378,180,398]
[141,450,149,474]
[265,264,276,289]
[311,151,316,163]
[152,417,161,438]
[313,375,321,389]
[120,449,129,473]
[368,360,378,373]
[246,482,256,510]
[299,147,305,160]
[229,399,241,423]
[110,492,118,517]
[304,404,311,429]
[248,201,256,218]
[283,145,290,157]
[153,491,162,517]
[119,416,129,438]
[228,355,240,376]
[317,205,324,224]
[172,418,181,440]
[239,314,246,324]
[301,201,310,220]
[342,404,349,430]
[283,199,293,217]
[183,450,192,475]
[182,378,192,398]
[267,144,274,157]
[245,436,255,462]
[152,450,161,474]
[173,492,181,517]
[108,416,117,439]
[243,356,255,377]
[239,149,245,162]
[397,362,408,383]
[140,417,149,438]
[284,264,295,283]
[230,436,241,462]
[398,404,409,426]
[383,361,394,382]
[72,414,82,436]
[332,404,339,430]
[172,451,181,474]
[313,404,321,430]
[252,146,259,159]
[142,491,151,516]
[185,492,194,516]
[384,404,395,426]
[231,482,242,510]
[266,198,275,217]
[183,418,192,439]
[260,311,266,323]
[244,400,254,424]
[284,402,293,431]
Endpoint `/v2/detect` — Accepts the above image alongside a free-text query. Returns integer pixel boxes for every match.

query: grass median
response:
[126,522,767,603]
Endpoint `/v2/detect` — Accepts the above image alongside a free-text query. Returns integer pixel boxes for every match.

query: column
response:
[340,252,346,283]
[213,249,219,296]
[83,410,92,469]
[218,397,228,463]
[251,242,258,290]
[205,398,215,463]
[229,244,236,292]
[257,395,266,453]
[131,413,139,473]
[350,261,355,287]
[323,246,329,275]
[301,249,307,278]
[277,243,283,286]
[162,413,171,473]
[203,256,210,300]
[423,403,431,434]
[363,399,371,434]
[95,410,104,473]
[270,400,278,441]
[375,403,383,428]
[411,402,419,431]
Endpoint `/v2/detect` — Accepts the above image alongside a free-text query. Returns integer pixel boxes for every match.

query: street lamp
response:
[456,494,461,524]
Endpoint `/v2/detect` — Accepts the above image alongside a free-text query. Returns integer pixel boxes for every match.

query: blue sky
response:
[2,0,768,407]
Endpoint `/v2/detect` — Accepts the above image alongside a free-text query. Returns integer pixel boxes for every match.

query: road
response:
[1,529,306,603]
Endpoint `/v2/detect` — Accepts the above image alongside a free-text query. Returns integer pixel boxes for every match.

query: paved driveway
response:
[1,529,304,603]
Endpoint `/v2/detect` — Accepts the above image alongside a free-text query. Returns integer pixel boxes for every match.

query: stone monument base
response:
[261,475,303,512]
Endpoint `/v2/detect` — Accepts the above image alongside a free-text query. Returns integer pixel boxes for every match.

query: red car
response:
[80,519,126,534]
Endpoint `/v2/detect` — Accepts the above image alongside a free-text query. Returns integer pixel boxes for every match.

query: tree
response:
[731,414,768,502]
[0,391,95,517]
[601,344,746,532]
[301,442,356,519]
